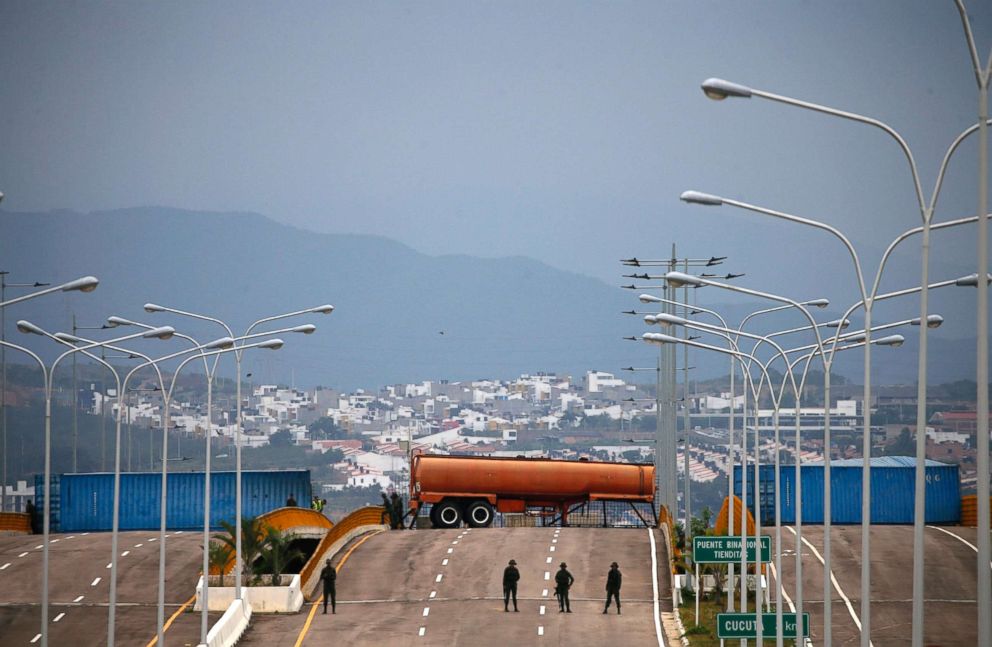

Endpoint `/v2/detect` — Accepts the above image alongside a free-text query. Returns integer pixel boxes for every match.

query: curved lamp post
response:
[141,303,330,601]
[15,320,173,647]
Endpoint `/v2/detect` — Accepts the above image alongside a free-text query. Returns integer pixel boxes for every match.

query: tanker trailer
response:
[409,454,655,528]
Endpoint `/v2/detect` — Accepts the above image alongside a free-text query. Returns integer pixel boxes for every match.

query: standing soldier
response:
[380,492,395,528]
[502,559,520,612]
[286,493,298,507]
[320,558,337,614]
[390,492,405,530]
[555,562,574,613]
[603,562,621,614]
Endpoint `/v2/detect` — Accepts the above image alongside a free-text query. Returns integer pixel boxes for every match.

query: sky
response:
[2,1,992,344]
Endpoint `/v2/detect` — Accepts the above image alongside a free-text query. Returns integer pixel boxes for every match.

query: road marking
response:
[91,577,101,586]
[552,539,557,544]
[175,530,183,534]
[0,563,9,570]
[544,571,550,580]
[419,627,426,636]
[435,574,443,583]
[106,563,113,569]
[539,605,546,615]
[542,589,548,597]
[928,525,992,569]
[144,593,196,647]
[18,552,28,558]
[429,590,436,599]
[135,543,143,548]
[291,530,383,647]
[53,612,65,622]
[447,548,453,554]
[787,527,872,646]
[442,558,448,566]
[73,595,84,603]
[647,528,666,647]
[51,539,59,544]
[546,557,552,564]
[550,546,555,552]
[82,533,89,536]
[30,633,41,644]
[34,545,43,550]
[452,540,458,545]
[538,626,544,636]
[149,538,157,542]
[423,607,430,617]
[769,562,814,647]
[121,551,130,557]
[67,536,75,540]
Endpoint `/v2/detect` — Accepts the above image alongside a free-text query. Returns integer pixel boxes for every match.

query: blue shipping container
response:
[36,470,311,532]
[733,457,959,525]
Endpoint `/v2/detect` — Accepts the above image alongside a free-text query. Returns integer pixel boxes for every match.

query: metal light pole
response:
[143,302,332,602]
[0,273,49,511]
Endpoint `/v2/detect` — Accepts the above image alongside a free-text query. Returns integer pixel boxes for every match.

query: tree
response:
[259,526,303,586]
[208,540,233,587]
[214,517,268,584]
[269,429,293,447]
[309,416,345,439]
[883,427,915,456]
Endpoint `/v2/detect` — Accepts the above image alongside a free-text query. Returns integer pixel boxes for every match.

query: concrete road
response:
[239,526,670,647]
[0,530,205,647]
[769,525,989,646]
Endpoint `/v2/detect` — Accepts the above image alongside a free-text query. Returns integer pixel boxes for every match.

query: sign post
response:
[716,612,810,640]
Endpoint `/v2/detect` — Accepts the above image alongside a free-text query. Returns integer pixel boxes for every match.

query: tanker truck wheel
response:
[466,500,494,527]
[434,500,463,528]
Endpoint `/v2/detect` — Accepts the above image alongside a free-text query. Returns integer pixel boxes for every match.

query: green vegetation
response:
[212,516,302,586]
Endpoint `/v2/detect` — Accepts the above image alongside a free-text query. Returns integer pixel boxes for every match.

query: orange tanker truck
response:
[409,454,655,528]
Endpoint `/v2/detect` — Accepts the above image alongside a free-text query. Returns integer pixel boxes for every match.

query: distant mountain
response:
[0,206,983,390]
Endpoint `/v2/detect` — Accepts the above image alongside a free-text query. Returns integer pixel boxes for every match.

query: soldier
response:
[390,492,405,530]
[286,493,298,507]
[555,562,574,613]
[603,562,621,614]
[502,559,520,612]
[320,558,337,614]
[380,492,395,527]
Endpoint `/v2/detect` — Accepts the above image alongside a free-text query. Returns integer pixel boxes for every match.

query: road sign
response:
[692,536,771,563]
[716,613,810,639]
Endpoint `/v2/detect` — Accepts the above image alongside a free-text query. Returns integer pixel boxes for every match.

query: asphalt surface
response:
[237,526,669,647]
[0,529,208,647]
[767,525,990,646]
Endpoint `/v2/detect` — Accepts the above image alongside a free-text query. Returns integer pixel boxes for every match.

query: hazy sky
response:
[2,2,992,338]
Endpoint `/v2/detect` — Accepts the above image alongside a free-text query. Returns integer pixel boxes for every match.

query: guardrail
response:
[299,505,387,598]
[961,494,992,527]
[0,512,31,534]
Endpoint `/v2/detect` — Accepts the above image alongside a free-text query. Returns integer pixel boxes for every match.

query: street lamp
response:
[14,320,173,647]
[142,303,330,602]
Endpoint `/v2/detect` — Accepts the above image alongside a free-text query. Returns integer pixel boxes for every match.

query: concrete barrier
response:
[196,574,303,613]
[197,598,252,647]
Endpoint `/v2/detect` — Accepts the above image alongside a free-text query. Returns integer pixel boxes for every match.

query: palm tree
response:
[208,540,233,587]
[213,517,268,585]
[259,526,303,586]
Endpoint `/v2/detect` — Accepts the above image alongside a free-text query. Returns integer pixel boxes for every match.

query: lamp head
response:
[141,326,175,340]
[260,338,284,350]
[925,314,943,328]
[204,336,235,350]
[679,190,724,206]
[291,324,317,334]
[143,303,166,313]
[16,320,44,335]
[701,78,753,100]
[806,298,830,309]
[642,332,675,345]
[311,305,335,315]
[664,271,703,288]
[875,334,905,348]
[648,312,686,328]
[61,276,99,293]
[826,318,850,329]
[844,332,867,343]
[955,273,992,287]
[638,294,662,304]
[54,332,82,343]
[106,316,133,328]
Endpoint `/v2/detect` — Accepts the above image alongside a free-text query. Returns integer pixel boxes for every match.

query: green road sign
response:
[716,613,810,639]
[692,536,771,563]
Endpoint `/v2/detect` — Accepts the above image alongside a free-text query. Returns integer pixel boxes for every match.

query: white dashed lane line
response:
[442,558,448,566]
[544,572,550,580]
[121,551,130,557]
[435,574,443,583]
[134,543,143,548]
[30,633,41,644]
[546,557,552,564]
[91,577,101,587]
[50,539,59,544]
[53,612,65,623]
[538,626,545,636]
[422,607,430,617]
[34,545,42,550]
[418,627,426,636]
[0,562,9,570]
[429,591,436,599]
[446,548,453,554]
[18,552,28,558]
[73,596,84,603]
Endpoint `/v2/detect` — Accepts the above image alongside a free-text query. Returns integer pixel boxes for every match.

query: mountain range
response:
[0,206,984,390]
